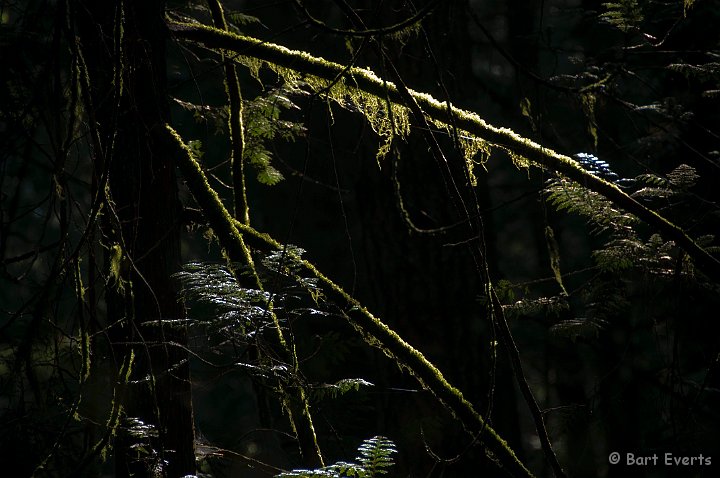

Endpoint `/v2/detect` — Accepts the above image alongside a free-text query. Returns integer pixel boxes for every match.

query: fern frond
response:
[601,0,643,31]
[243,84,307,185]
[631,165,699,198]
[261,245,322,293]
[668,61,720,97]
[666,164,699,190]
[634,173,668,188]
[356,436,397,476]
[174,262,272,334]
[261,244,307,275]
[174,84,305,187]
[504,295,569,318]
[683,0,696,15]
[631,187,671,199]
[312,378,374,401]
[573,153,619,181]
[667,62,720,82]
[121,417,159,461]
[175,250,328,326]
[592,240,638,272]
[545,178,638,233]
[276,436,397,478]
[593,233,681,276]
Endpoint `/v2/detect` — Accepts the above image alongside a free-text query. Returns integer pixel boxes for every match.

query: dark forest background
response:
[1,0,719,477]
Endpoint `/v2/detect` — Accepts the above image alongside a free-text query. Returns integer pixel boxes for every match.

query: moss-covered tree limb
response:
[166,125,324,467]
[167,21,720,282]
[206,0,249,225]
[372,38,568,478]
[206,3,324,467]
[165,124,535,478]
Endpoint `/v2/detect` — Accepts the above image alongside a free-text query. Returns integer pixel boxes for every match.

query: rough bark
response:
[78,1,196,476]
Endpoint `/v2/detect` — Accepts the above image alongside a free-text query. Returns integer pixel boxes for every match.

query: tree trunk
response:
[77,0,196,476]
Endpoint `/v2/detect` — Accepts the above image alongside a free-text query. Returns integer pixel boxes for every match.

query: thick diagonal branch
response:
[206,0,249,225]
[166,124,535,478]
[168,21,720,281]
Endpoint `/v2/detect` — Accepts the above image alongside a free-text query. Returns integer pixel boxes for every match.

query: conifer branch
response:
[168,21,720,281]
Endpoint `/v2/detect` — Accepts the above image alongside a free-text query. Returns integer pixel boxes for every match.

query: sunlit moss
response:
[167,122,535,477]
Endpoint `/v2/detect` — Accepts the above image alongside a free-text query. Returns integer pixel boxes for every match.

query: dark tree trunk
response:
[77,0,196,476]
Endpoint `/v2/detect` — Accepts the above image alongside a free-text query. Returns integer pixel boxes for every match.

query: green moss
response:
[167,122,534,476]
[580,92,598,149]
[109,243,128,293]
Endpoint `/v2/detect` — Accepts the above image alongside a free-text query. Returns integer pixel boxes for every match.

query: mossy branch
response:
[206,0,249,225]
[166,124,323,466]
[168,21,720,282]
[165,124,535,478]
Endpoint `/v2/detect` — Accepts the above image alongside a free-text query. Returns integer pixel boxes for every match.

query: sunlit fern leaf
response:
[633,102,669,117]
[667,62,720,82]
[276,436,397,478]
[667,61,720,98]
[243,84,307,186]
[545,178,638,233]
[124,417,159,440]
[277,464,364,478]
[631,187,672,199]
[174,262,273,335]
[121,418,159,460]
[549,318,606,342]
[356,436,397,476]
[639,234,680,276]
[683,0,696,15]
[262,245,308,277]
[503,295,569,319]
[573,153,619,181]
[187,139,205,160]
[630,164,698,199]
[593,232,685,276]
[494,278,521,304]
[257,164,284,186]
[633,173,668,188]
[601,0,643,31]
[312,378,374,401]
[592,236,645,273]
[235,362,292,382]
[666,164,699,190]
